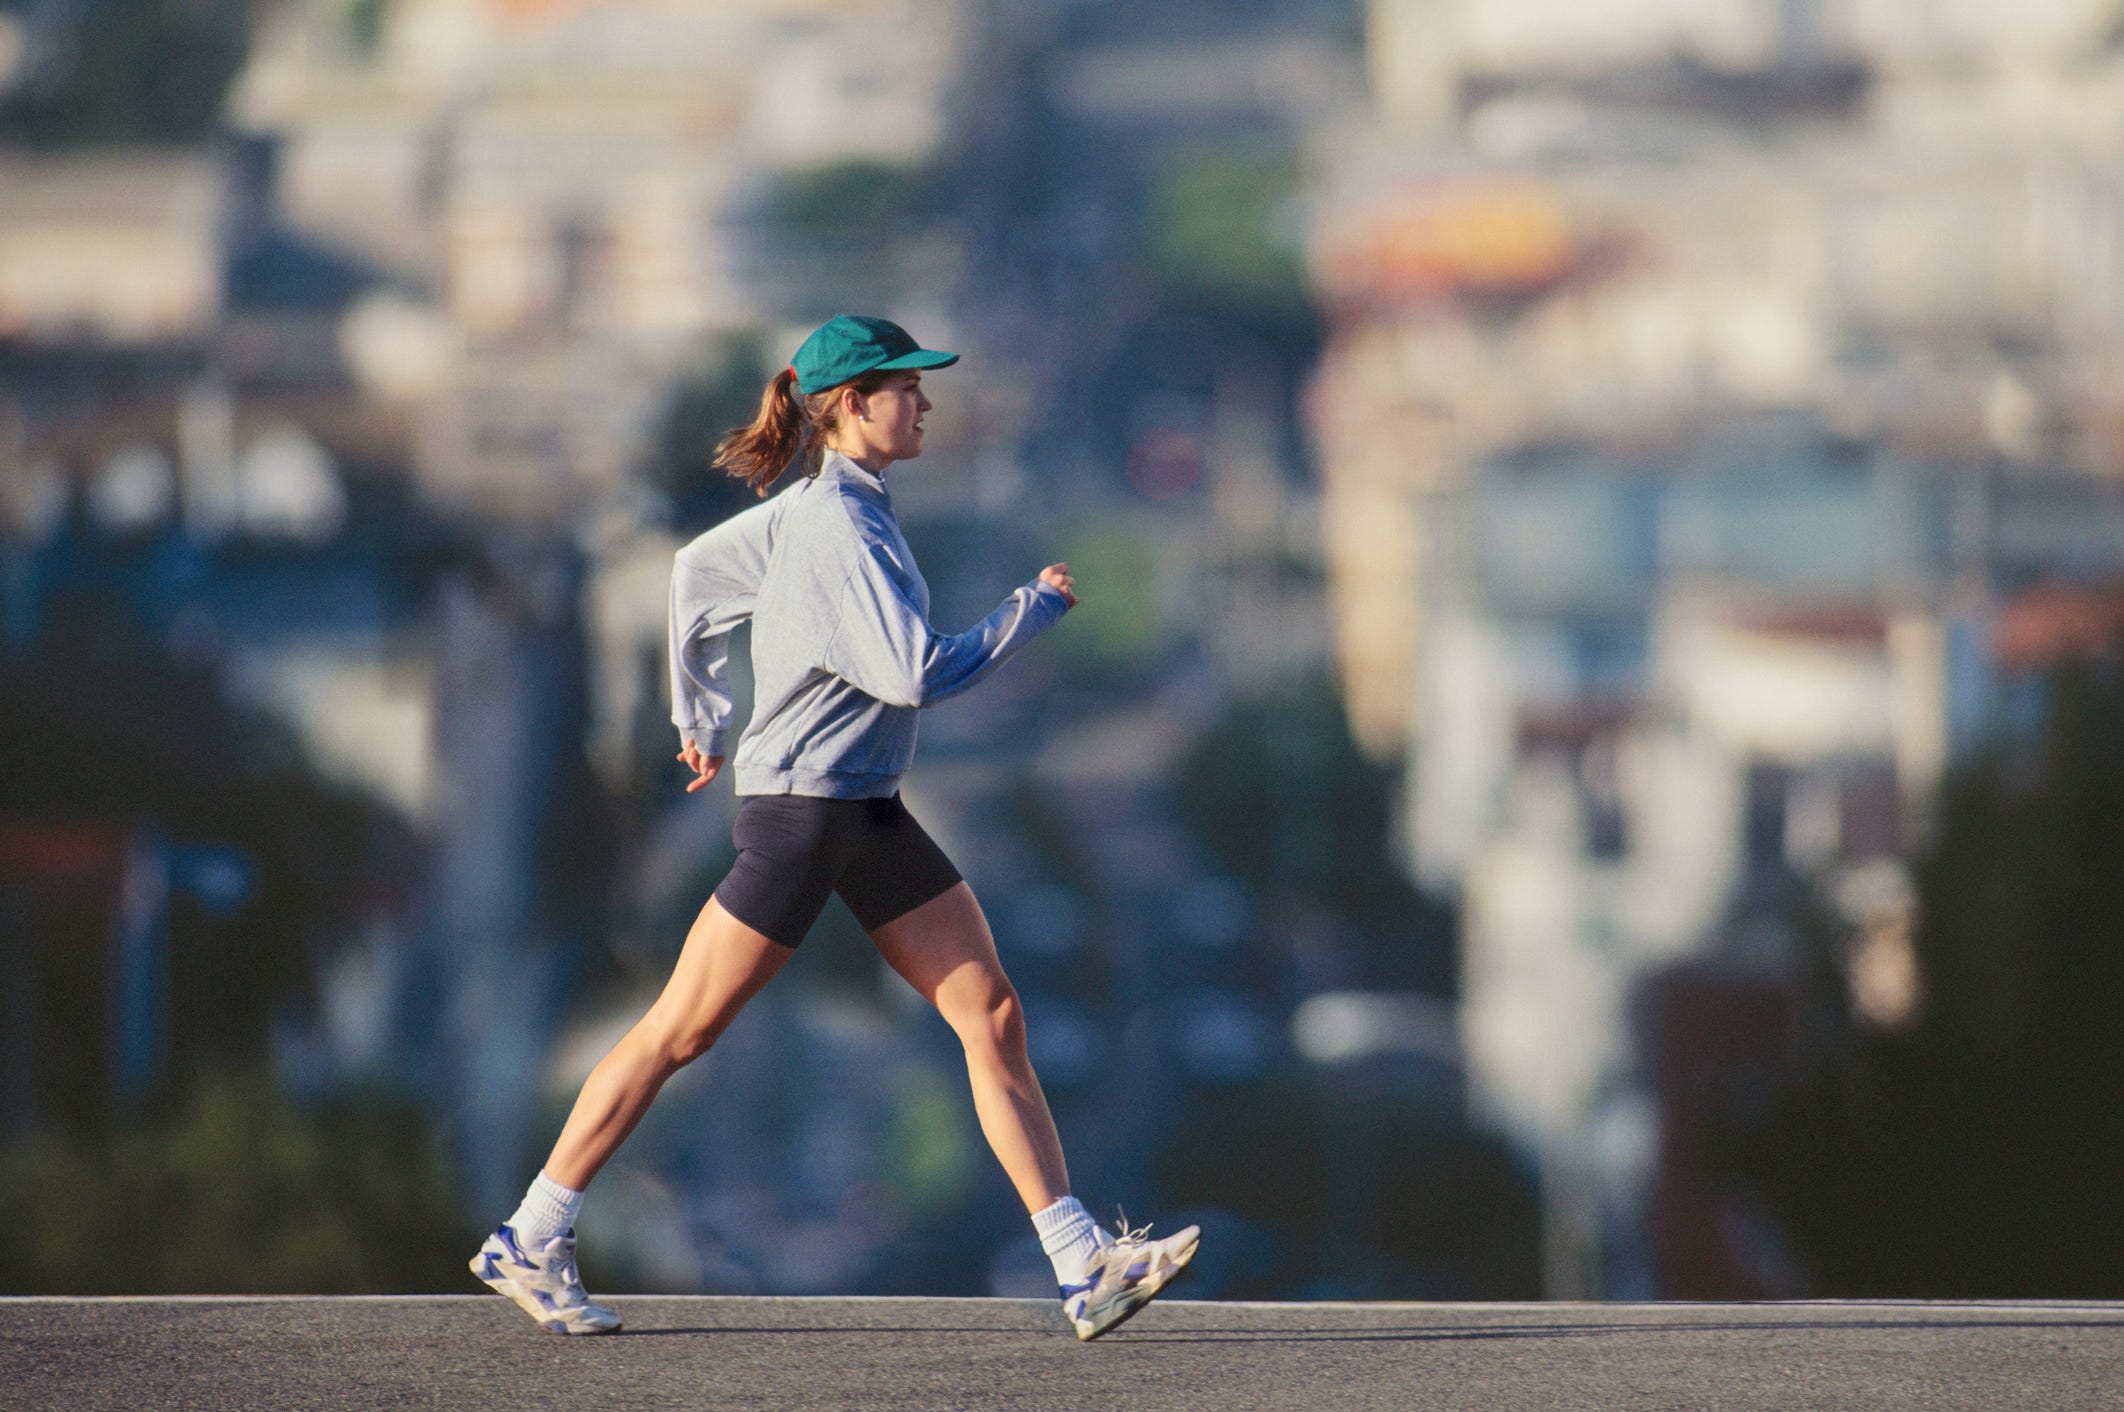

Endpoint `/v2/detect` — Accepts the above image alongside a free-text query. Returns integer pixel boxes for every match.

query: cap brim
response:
[876,348,959,371]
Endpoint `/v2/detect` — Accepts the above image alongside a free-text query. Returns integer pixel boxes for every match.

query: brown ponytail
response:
[713,367,897,497]
[714,368,806,496]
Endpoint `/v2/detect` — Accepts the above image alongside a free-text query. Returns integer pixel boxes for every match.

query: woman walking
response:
[470,315,1198,1340]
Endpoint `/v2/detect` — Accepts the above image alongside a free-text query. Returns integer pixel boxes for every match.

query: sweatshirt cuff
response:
[1030,581,1071,612]
[678,725,726,755]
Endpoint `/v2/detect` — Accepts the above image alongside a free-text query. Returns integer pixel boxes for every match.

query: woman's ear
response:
[841,384,868,423]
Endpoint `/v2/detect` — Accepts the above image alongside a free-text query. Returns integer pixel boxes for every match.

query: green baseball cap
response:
[790,315,958,396]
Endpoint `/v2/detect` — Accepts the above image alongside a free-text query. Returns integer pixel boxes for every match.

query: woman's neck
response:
[826,440,892,475]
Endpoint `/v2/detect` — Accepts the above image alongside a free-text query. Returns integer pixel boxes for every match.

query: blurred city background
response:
[6,0,2124,1302]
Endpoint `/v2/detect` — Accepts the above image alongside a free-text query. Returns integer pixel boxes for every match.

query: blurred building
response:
[1311,0,2124,1295]
[231,0,972,524]
[0,155,226,343]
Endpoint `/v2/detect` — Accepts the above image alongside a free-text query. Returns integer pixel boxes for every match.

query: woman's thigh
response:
[639,895,794,1051]
[867,882,1012,1017]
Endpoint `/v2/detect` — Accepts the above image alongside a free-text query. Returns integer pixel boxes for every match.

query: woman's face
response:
[839,371,932,467]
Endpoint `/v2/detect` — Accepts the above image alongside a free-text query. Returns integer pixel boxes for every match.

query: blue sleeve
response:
[822,542,1070,708]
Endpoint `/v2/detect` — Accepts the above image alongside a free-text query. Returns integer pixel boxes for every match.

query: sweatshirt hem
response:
[735,764,906,799]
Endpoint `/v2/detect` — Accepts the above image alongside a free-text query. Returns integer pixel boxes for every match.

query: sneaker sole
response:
[470,1252,622,1335]
[1075,1230,1200,1342]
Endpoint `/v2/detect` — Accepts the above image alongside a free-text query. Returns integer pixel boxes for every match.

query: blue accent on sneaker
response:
[497,1225,533,1267]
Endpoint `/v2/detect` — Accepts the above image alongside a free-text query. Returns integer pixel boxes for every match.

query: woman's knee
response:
[643,1011,724,1070]
[953,984,1028,1064]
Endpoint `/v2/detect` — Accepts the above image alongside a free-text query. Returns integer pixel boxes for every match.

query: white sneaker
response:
[470,1225,622,1334]
[1061,1216,1200,1341]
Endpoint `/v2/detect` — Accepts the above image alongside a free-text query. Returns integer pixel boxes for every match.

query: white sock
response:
[506,1170,584,1244]
[1033,1195,1107,1289]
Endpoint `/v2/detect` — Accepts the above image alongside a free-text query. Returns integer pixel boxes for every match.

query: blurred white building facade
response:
[1313,0,2124,1295]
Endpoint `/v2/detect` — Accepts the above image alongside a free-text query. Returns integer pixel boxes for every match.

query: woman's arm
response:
[822,542,1072,708]
[668,502,775,758]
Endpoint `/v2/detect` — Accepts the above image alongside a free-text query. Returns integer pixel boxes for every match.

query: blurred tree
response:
[1039,520,1165,694]
[1082,144,1319,504]
[346,0,392,57]
[1161,675,1523,1294]
[748,159,949,318]
[766,160,940,244]
[1364,1084,1542,1299]
[1138,143,1310,329]
[4,1072,469,1293]
[1721,651,2124,1296]
[644,334,778,534]
[0,596,404,1128]
[0,0,249,147]
[1171,673,1446,960]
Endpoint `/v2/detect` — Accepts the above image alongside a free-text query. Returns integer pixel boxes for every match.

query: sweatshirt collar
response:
[821,448,888,494]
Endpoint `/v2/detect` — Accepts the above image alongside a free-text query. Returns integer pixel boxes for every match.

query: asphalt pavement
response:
[6,1294,2122,1410]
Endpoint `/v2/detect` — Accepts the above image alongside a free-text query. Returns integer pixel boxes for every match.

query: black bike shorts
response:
[713,793,964,948]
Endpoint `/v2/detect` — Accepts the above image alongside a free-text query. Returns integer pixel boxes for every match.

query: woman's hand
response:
[1039,562,1078,607]
[678,739,725,794]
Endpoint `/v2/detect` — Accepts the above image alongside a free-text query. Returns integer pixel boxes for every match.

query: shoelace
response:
[1110,1207,1155,1248]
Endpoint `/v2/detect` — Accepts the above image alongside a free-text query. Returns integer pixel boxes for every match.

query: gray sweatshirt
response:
[668,449,1071,798]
